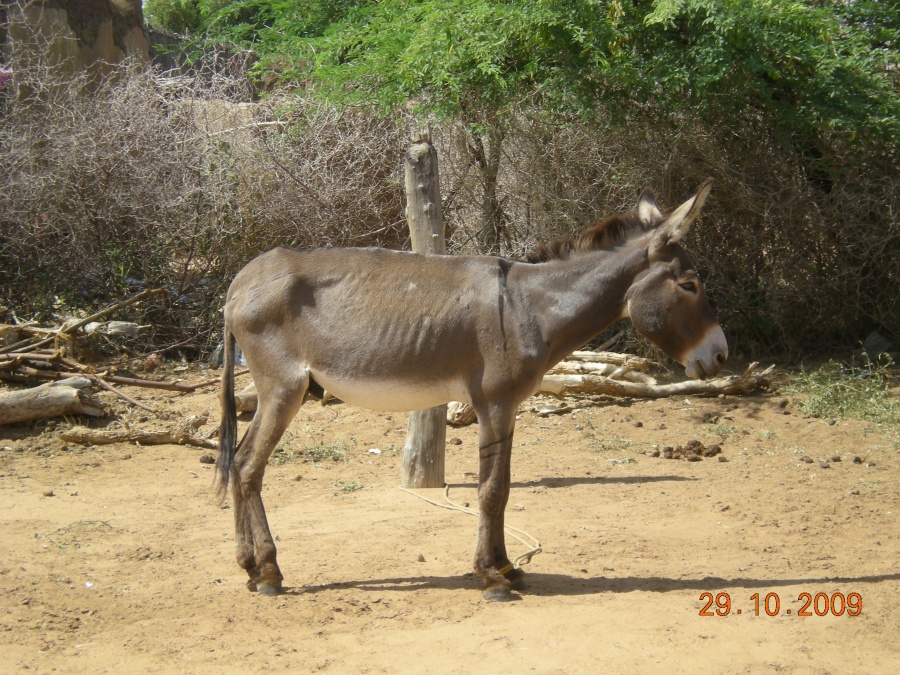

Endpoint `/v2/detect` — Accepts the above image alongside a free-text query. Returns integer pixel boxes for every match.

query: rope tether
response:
[399,483,542,571]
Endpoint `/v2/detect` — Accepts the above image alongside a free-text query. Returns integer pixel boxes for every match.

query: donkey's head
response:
[625,180,728,379]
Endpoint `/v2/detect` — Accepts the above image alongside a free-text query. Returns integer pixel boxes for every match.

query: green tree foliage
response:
[166,1,898,146]
[144,0,205,34]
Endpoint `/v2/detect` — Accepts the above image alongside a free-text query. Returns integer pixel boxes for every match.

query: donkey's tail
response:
[216,326,238,500]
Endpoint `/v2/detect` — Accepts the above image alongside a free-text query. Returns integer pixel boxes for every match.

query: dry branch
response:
[538,362,774,398]
[0,378,107,425]
[447,363,774,425]
[59,415,215,449]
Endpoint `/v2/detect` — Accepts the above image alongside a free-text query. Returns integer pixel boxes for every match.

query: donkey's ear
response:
[637,188,663,227]
[652,178,713,249]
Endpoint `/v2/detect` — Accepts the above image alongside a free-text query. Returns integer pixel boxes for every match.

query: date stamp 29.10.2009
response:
[699,592,862,617]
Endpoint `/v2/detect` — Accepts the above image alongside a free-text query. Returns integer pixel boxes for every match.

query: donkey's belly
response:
[311,371,468,412]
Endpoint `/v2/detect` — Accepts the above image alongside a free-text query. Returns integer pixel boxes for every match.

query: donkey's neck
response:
[513,242,648,367]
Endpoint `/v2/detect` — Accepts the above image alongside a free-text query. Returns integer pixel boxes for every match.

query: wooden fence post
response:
[401,129,447,489]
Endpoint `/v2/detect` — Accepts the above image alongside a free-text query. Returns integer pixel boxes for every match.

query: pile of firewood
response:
[0,289,225,427]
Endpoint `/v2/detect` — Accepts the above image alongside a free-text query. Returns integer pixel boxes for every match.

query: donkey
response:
[217,180,727,601]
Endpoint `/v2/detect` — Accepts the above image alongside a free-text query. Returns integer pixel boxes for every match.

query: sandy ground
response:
[1,365,898,674]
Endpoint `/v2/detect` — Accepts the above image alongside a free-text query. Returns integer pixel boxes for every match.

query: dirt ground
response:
[1,364,898,674]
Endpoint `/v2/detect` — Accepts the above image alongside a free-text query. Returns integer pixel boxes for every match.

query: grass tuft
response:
[789,356,898,424]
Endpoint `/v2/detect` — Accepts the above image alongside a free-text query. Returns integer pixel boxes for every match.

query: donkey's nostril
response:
[715,351,727,366]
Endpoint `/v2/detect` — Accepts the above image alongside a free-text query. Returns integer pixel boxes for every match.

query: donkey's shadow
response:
[284,572,900,598]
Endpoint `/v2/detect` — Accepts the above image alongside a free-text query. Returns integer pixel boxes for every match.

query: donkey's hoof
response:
[483,586,514,602]
[257,583,283,597]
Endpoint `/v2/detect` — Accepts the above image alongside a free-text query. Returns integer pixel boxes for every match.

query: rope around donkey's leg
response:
[398,484,542,570]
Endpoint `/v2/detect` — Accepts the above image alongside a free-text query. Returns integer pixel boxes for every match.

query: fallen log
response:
[0,378,107,425]
[550,360,656,384]
[234,384,258,413]
[567,350,656,370]
[60,415,215,449]
[447,363,775,425]
[538,362,774,398]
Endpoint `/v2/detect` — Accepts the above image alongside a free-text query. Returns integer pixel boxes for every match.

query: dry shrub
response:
[433,113,899,359]
[0,34,407,357]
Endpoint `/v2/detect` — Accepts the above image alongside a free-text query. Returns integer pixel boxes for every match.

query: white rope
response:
[399,484,542,570]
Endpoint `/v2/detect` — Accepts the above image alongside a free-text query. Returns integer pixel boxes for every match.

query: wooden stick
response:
[93,376,156,413]
[59,426,217,450]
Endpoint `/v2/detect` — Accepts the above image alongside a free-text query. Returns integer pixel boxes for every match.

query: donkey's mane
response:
[525,212,651,263]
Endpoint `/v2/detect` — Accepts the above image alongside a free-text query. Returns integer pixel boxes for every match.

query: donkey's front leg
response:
[474,406,519,602]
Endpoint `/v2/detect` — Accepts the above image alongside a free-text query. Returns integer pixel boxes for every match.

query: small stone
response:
[449,437,463,445]
[801,456,814,464]
[778,398,789,409]
[686,454,702,462]
[417,554,426,563]
[633,421,643,428]
[662,446,674,459]
[831,454,841,462]
[819,461,830,469]
[852,456,862,464]
[42,489,55,497]
[828,419,837,426]
[717,455,729,463]
[199,454,215,464]
[648,448,660,458]
[849,489,860,496]
[866,462,877,468]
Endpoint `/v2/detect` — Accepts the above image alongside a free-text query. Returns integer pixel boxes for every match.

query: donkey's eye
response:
[679,281,698,293]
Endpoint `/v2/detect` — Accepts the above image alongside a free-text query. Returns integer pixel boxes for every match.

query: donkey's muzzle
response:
[683,326,728,380]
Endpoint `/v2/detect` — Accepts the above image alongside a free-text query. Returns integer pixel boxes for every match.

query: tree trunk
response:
[401,130,447,489]
[468,125,506,255]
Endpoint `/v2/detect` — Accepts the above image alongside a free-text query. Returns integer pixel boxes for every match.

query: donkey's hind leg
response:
[232,370,308,595]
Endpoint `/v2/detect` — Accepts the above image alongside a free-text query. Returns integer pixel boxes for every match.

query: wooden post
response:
[401,129,447,488]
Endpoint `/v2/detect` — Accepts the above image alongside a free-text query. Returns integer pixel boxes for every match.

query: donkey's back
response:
[224,246,533,412]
